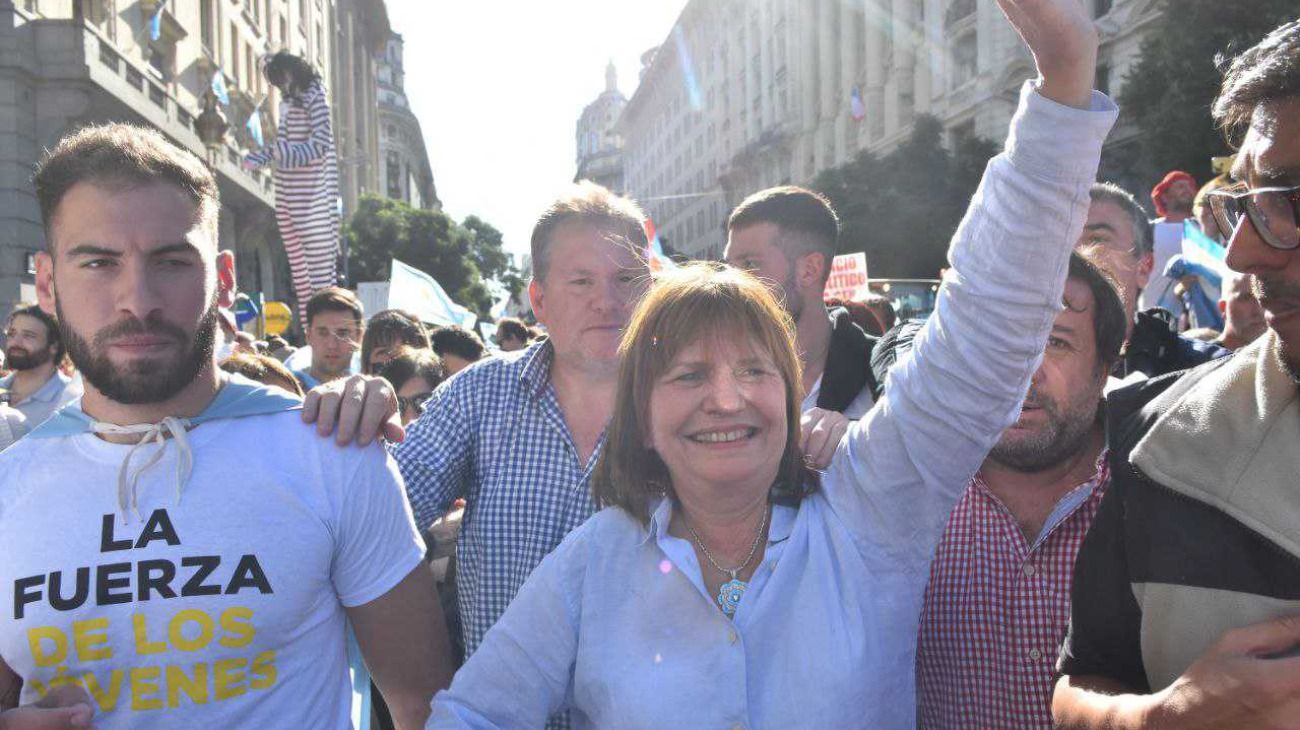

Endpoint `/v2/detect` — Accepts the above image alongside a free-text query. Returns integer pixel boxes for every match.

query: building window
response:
[199,0,214,52]
[1094,0,1113,18]
[1096,64,1111,96]
[951,31,977,89]
[230,22,239,83]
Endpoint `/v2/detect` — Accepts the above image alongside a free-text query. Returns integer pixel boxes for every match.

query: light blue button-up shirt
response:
[0,370,81,430]
[428,82,1118,730]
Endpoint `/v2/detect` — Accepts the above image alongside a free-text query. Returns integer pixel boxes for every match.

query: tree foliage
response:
[812,116,998,279]
[1115,0,1296,194]
[345,195,522,317]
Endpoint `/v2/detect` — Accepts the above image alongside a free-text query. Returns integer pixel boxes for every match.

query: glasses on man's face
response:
[397,392,434,418]
[313,327,362,347]
[1207,185,1300,251]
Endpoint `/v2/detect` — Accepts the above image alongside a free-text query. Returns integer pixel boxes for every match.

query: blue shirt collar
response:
[27,373,302,439]
[517,339,556,400]
[0,370,70,405]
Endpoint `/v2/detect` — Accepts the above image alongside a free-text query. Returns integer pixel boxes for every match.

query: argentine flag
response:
[211,68,230,106]
[245,101,265,147]
[148,0,166,41]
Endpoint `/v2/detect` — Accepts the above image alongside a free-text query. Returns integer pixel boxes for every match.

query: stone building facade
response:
[618,0,1161,259]
[0,0,391,316]
[574,61,627,194]
[378,31,437,210]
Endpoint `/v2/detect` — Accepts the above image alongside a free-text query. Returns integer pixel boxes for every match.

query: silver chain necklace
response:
[686,505,770,617]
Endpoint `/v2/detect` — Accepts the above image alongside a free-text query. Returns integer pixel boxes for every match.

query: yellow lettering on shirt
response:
[165,663,210,708]
[26,626,67,667]
[132,614,166,656]
[83,669,124,712]
[72,618,112,662]
[168,609,214,652]
[128,666,163,711]
[218,607,255,649]
[249,651,277,690]
[212,657,247,701]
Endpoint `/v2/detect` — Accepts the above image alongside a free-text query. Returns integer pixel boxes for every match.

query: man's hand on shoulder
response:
[800,408,850,470]
[302,374,403,447]
[0,686,95,730]
[995,0,1099,109]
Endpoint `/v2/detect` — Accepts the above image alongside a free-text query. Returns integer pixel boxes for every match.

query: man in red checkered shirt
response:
[915,252,1128,729]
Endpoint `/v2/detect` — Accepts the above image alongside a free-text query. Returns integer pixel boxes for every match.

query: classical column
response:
[864,0,885,141]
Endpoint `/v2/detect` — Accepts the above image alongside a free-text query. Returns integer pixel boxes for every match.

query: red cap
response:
[1151,171,1196,217]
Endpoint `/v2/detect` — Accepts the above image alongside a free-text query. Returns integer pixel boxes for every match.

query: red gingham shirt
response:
[915,453,1109,729]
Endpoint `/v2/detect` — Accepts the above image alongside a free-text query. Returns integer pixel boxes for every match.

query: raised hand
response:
[995,0,1099,108]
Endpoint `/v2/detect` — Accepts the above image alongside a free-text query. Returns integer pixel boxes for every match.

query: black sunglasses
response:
[397,392,434,417]
[1206,185,1300,251]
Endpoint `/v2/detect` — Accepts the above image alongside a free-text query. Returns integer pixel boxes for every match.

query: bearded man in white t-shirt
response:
[0,124,452,729]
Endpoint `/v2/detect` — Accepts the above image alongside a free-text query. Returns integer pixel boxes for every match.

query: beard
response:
[56,298,219,405]
[989,383,1101,473]
[4,345,50,371]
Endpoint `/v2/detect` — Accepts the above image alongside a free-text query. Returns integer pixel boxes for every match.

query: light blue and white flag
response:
[148,0,167,41]
[211,68,230,106]
[245,100,265,147]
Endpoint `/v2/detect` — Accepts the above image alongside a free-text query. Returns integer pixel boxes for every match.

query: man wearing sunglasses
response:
[1053,19,1300,729]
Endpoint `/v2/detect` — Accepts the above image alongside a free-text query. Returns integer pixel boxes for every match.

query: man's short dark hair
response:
[5,304,64,364]
[362,309,430,373]
[1213,20,1300,146]
[376,348,445,393]
[430,325,485,363]
[496,317,529,342]
[727,186,840,279]
[33,124,219,246]
[1067,252,1127,372]
[304,287,363,327]
[1089,182,1153,258]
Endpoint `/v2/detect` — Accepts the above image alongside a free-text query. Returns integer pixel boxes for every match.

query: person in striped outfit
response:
[243,51,340,326]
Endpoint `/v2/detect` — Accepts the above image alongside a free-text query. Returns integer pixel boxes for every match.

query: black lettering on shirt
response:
[95,563,132,606]
[137,559,178,601]
[181,556,222,597]
[226,555,273,595]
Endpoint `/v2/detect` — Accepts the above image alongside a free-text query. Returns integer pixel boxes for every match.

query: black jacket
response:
[816,308,879,414]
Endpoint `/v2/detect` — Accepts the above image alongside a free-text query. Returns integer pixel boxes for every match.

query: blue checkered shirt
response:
[394,339,601,670]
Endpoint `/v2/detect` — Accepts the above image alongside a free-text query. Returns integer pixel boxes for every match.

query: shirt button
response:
[1029,648,1043,661]
[727,629,738,645]
[732,724,744,730]
[1022,563,1037,577]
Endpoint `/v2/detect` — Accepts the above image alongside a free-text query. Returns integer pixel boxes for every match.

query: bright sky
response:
[386,0,689,262]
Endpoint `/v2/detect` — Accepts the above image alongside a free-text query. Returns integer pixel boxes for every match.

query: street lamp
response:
[194,89,228,167]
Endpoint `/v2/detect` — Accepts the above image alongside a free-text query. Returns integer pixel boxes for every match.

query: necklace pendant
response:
[716,577,746,616]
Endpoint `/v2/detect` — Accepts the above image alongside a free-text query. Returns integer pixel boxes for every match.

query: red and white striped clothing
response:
[915,453,1109,729]
[247,79,339,324]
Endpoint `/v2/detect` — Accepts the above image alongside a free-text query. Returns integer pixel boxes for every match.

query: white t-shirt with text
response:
[0,411,424,729]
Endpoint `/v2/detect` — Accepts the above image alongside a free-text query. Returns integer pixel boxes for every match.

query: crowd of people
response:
[0,1,1298,728]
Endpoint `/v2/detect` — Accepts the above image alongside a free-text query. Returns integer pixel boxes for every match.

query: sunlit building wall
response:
[574,61,627,195]
[378,31,438,210]
[618,0,1159,260]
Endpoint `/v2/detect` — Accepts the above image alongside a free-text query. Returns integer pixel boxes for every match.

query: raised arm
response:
[244,84,335,169]
[823,0,1115,564]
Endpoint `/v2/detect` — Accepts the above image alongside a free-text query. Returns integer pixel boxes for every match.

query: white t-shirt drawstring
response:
[89,416,194,523]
